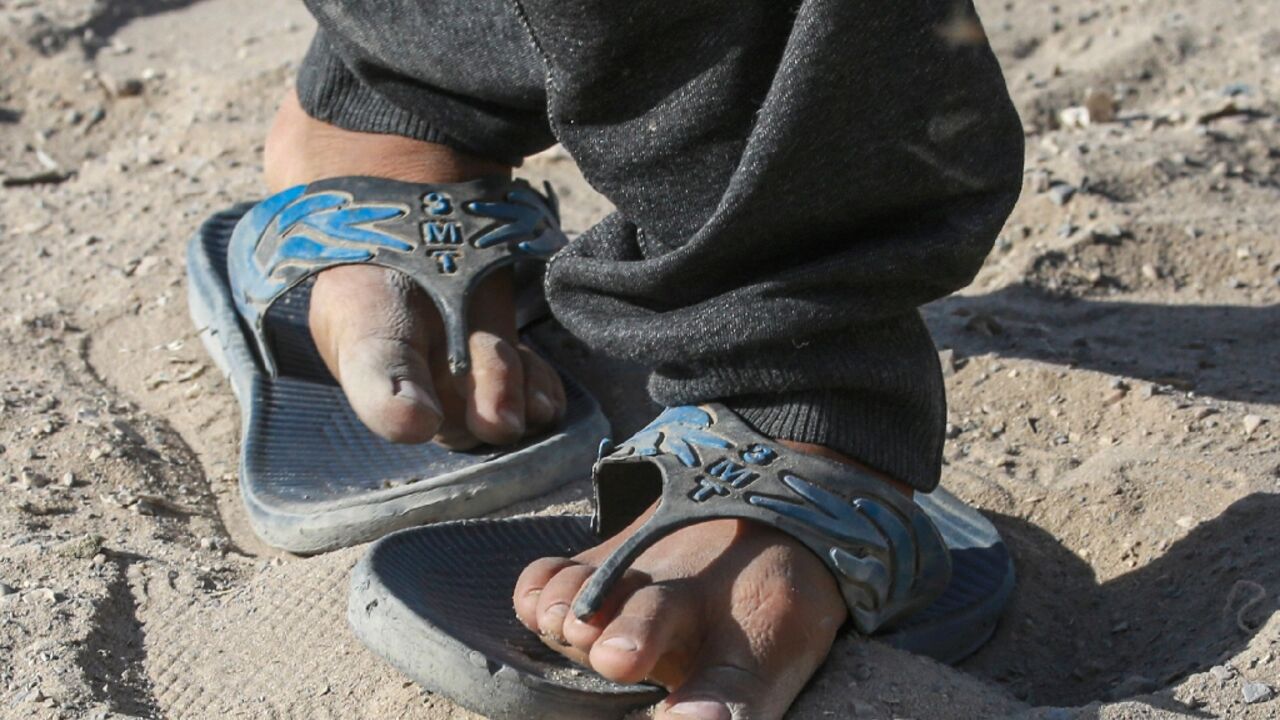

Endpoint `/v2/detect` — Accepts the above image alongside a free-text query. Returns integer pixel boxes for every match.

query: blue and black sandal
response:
[348,404,1014,720]
[186,176,607,554]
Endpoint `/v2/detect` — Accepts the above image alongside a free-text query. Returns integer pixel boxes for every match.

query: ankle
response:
[776,439,915,499]
[263,89,509,192]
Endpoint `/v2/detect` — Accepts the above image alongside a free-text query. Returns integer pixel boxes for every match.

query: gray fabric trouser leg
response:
[295,0,1025,491]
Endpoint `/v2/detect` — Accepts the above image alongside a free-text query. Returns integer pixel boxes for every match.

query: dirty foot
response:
[262,90,565,447]
[514,440,913,719]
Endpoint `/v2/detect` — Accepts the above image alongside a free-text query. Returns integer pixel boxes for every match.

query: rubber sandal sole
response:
[347,487,1014,719]
[186,205,608,554]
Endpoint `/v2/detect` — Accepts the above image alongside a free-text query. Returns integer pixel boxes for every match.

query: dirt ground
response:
[1,0,1277,718]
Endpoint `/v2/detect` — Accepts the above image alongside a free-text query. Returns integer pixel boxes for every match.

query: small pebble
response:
[1243,414,1264,437]
[112,77,145,97]
[851,700,879,717]
[1083,88,1117,123]
[1193,407,1218,421]
[60,471,75,487]
[1209,665,1232,683]
[1048,183,1077,206]
[1242,682,1273,704]
[19,468,47,489]
[1030,170,1052,193]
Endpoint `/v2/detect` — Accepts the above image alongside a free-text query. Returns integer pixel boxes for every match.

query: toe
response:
[534,564,597,644]
[513,556,576,631]
[658,651,775,720]
[658,664,752,720]
[460,330,526,444]
[339,338,441,442]
[427,345,481,449]
[656,602,842,720]
[519,344,565,430]
[658,532,846,720]
[310,266,442,443]
[588,584,700,686]
[456,269,527,444]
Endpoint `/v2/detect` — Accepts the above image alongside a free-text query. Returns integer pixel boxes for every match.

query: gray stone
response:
[1209,665,1232,683]
[1243,682,1273,704]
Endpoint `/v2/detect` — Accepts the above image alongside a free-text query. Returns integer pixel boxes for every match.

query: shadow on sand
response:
[30,0,210,57]
[964,493,1278,709]
[926,284,1280,404]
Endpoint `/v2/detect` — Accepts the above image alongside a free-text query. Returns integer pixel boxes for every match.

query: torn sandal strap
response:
[573,404,953,634]
[228,175,566,377]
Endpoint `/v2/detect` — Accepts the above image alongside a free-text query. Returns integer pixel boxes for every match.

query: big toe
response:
[338,336,442,442]
[656,599,843,720]
[310,265,442,443]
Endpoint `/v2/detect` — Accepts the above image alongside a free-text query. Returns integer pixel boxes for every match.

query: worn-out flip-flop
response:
[186,176,607,554]
[349,404,1015,719]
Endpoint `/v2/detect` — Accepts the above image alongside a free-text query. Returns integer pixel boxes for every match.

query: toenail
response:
[542,602,568,620]
[667,699,731,720]
[393,378,440,414]
[600,636,638,652]
[532,391,556,419]
[499,408,524,432]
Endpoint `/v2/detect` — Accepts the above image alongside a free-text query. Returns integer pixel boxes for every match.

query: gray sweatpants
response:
[295,0,1025,491]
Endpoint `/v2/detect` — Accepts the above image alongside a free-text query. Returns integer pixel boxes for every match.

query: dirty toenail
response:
[393,378,440,414]
[601,636,638,652]
[667,699,731,720]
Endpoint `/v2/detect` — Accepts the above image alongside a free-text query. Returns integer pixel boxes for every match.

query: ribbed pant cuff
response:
[295,32,523,164]
[725,389,942,493]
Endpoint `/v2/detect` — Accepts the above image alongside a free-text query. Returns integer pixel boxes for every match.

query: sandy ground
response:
[1,0,1278,718]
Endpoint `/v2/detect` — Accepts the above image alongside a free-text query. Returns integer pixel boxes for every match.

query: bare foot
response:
[513,440,911,719]
[262,90,565,447]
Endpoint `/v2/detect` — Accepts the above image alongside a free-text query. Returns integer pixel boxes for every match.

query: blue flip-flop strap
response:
[227,178,568,377]
[576,403,953,635]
